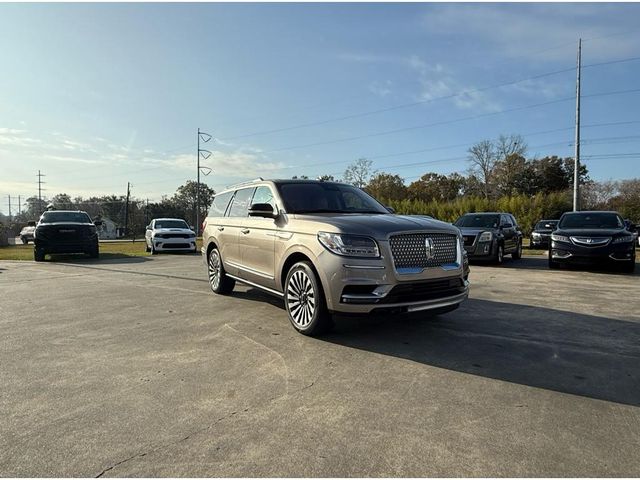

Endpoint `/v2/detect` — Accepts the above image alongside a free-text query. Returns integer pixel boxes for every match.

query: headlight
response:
[478,231,493,242]
[532,232,541,238]
[612,235,634,244]
[551,233,569,243]
[317,232,380,257]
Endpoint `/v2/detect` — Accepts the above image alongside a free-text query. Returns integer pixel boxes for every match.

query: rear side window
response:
[227,188,255,218]
[209,191,233,218]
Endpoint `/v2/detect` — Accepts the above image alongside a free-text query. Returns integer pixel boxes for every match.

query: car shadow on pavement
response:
[325,298,640,407]
[484,256,640,277]
[44,253,151,264]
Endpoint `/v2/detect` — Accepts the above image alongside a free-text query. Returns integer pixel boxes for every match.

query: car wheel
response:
[493,244,504,265]
[21,237,28,245]
[89,243,99,259]
[151,244,157,255]
[284,261,332,336]
[512,240,522,260]
[145,242,151,253]
[623,259,636,274]
[208,247,235,294]
[34,248,45,262]
[548,251,560,269]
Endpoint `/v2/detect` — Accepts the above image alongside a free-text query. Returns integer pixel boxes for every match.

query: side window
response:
[251,186,277,211]
[208,191,233,218]
[509,214,518,227]
[227,188,256,218]
[500,215,509,226]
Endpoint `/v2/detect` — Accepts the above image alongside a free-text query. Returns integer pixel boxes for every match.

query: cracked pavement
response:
[1,255,639,476]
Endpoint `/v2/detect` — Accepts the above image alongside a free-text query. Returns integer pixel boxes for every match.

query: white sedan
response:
[145,218,197,254]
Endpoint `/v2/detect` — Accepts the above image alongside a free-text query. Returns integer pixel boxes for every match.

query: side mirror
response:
[502,223,513,229]
[386,206,396,214]
[249,203,276,218]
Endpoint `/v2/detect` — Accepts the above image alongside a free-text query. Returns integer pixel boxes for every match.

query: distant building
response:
[94,216,118,240]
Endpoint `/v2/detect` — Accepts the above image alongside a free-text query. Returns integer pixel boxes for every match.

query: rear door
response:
[500,214,515,252]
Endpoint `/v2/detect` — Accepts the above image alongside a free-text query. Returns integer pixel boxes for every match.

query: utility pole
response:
[7,195,11,222]
[573,38,582,212]
[37,170,46,214]
[196,129,212,236]
[124,182,131,237]
[18,195,21,216]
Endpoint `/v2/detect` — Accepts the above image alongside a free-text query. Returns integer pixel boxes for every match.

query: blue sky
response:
[1,2,640,214]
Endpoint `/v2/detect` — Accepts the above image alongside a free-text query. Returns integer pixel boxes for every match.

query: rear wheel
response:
[208,247,235,294]
[284,261,332,336]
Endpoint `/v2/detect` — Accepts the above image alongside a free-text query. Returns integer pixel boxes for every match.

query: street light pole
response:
[573,38,582,212]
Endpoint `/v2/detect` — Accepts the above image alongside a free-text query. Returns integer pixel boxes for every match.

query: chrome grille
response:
[389,233,458,271]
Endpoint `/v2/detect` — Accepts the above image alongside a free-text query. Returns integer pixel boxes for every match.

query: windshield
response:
[155,220,189,229]
[40,212,92,224]
[559,213,624,229]
[535,221,558,230]
[277,182,388,214]
[455,214,499,229]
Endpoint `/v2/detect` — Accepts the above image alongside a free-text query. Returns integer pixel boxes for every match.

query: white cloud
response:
[369,80,393,97]
[422,4,640,62]
[159,149,287,178]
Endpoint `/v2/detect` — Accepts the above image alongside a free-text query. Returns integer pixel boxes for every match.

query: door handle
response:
[217,226,224,231]
[241,228,250,234]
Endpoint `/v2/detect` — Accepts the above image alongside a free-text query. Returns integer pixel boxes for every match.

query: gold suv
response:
[202,179,469,335]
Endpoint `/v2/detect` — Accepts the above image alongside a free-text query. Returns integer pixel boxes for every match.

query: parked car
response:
[549,211,636,273]
[145,218,197,254]
[530,219,559,249]
[624,219,639,246]
[202,179,470,335]
[454,212,523,264]
[33,210,99,262]
[19,221,37,244]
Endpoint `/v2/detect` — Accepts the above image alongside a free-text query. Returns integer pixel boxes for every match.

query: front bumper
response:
[317,239,469,314]
[464,240,495,259]
[152,237,196,252]
[34,240,96,254]
[530,234,550,248]
[550,240,635,265]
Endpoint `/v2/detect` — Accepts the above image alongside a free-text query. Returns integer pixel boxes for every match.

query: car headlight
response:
[532,232,541,238]
[551,233,569,243]
[612,235,634,244]
[478,231,493,242]
[317,232,380,257]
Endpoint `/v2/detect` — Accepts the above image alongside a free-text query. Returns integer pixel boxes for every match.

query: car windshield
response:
[40,212,91,223]
[155,220,189,229]
[535,221,558,230]
[455,215,499,228]
[277,182,388,214]
[559,213,624,229]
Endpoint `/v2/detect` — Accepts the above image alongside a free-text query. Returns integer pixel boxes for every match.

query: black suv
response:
[549,211,636,273]
[34,210,100,262]
[530,219,558,249]
[454,212,523,264]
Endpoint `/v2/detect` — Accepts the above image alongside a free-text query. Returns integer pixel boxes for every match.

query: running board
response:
[226,274,284,298]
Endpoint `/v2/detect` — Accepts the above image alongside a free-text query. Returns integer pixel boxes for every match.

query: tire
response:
[89,243,100,259]
[284,261,332,336]
[34,248,45,262]
[151,245,157,255]
[21,237,28,245]
[622,259,636,274]
[512,240,522,260]
[493,244,504,265]
[548,251,560,270]
[145,242,151,253]
[208,247,235,294]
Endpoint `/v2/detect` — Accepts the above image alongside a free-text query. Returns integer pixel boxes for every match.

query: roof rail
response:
[225,177,264,190]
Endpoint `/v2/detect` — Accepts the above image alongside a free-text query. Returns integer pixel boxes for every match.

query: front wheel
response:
[512,240,522,260]
[548,251,560,269]
[493,244,504,265]
[34,248,45,262]
[21,237,28,245]
[284,262,332,336]
[622,259,636,274]
[208,247,235,294]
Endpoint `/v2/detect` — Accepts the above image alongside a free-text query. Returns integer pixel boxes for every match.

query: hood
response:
[555,228,627,237]
[456,226,497,236]
[291,213,458,239]
[154,227,194,234]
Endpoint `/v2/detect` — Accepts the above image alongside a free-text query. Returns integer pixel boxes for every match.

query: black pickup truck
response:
[34,210,100,262]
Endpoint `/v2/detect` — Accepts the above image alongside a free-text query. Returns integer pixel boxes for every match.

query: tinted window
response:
[228,188,255,218]
[40,212,92,223]
[251,186,277,211]
[559,213,624,229]
[277,182,387,214]
[535,221,558,230]
[209,191,233,218]
[154,220,188,229]
[454,215,499,228]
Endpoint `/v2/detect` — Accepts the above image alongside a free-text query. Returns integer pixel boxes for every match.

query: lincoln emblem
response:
[425,237,435,260]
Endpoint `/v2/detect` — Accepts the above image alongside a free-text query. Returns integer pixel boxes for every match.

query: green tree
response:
[171,181,216,227]
[366,173,406,201]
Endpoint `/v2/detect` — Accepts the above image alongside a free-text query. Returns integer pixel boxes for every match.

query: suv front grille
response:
[389,233,458,271]
[463,234,476,246]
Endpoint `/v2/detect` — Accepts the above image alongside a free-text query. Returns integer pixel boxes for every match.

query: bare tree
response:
[495,134,527,161]
[467,140,496,198]
[343,158,375,188]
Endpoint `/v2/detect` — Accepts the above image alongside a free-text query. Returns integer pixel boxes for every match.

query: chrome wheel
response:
[208,249,221,291]
[286,269,316,328]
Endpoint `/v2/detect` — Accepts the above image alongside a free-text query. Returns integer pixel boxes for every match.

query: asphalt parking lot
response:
[1,254,639,476]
